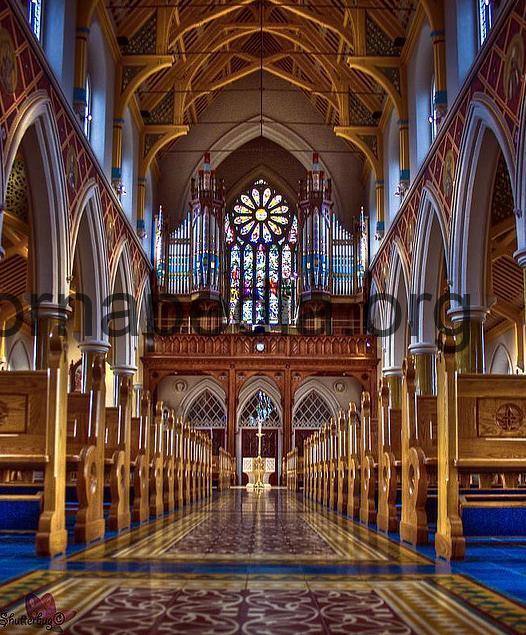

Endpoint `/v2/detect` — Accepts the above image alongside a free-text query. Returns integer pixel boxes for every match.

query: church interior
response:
[0,0,526,631]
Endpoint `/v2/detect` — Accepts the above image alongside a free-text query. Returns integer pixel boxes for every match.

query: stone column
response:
[79,340,111,391]
[112,365,137,406]
[448,307,487,373]
[408,343,437,394]
[382,367,402,410]
[514,248,526,371]
[33,303,69,370]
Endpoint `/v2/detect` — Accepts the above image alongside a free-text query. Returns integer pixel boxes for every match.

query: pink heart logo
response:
[25,592,77,632]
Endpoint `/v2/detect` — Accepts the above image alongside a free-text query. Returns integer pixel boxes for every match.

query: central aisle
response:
[1,490,525,633]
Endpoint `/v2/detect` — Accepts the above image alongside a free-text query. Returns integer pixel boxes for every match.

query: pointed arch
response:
[292,378,339,426]
[70,180,110,345]
[489,342,513,374]
[515,85,526,257]
[110,242,136,371]
[385,239,410,370]
[3,91,70,302]
[181,378,227,426]
[237,376,282,430]
[410,185,449,346]
[449,95,518,310]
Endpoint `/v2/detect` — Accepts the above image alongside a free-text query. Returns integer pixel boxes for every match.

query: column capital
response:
[408,342,437,356]
[32,302,71,321]
[79,339,111,354]
[513,247,526,268]
[381,366,403,377]
[447,306,489,323]
[112,365,137,376]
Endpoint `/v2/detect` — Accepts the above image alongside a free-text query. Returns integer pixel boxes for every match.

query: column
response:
[111,119,124,195]
[112,365,137,406]
[515,249,526,371]
[33,303,69,370]
[382,367,402,410]
[79,340,111,391]
[227,366,236,456]
[431,30,448,126]
[73,26,90,121]
[408,343,437,395]
[375,180,385,239]
[399,120,410,196]
[448,307,488,373]
[136,177,146,239]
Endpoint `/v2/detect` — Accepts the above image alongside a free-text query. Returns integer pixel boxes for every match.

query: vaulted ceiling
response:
[105,0,419,167]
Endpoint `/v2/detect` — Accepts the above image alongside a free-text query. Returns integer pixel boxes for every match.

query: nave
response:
[1,489,526,634]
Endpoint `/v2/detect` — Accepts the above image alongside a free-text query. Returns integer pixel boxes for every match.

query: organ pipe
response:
[190,153,225,296]
[298,153,333,297]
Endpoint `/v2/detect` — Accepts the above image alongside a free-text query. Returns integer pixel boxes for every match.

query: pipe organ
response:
[298,153,333,297]
[153,208,191,295]
[152,151,369,332]
[331,208,368,296]
[191,154,225,297]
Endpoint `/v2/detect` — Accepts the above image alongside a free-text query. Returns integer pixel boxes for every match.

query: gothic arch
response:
[489,343,513,374]
[181,378,227,423]
[410,185,449,347]
[385,239,410,371]
[292,378,339,425]
[70,180,110,345]
[4,91,70,302]
[449,95,518,311]
[110,243,136,371]
[515,84,526,257]
[236,376,283,430]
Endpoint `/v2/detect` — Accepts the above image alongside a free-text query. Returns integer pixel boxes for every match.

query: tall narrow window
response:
[84,74,93,140]
[28,0,43,41]
[226,179,297,327]
[479,0,492,45]
[429,76,438,142]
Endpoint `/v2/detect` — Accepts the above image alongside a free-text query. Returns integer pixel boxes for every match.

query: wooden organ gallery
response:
[1,0,526,629]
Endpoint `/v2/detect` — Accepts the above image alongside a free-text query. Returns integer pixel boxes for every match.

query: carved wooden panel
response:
[0,394,27,433]
[416,396,437,455]
[477,398,526,438]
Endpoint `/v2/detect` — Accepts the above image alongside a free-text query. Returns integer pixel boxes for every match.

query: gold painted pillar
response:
[448,308,487,373]
[136,177,146,239]
[111,119,124,195]
[375,180,385,238]
[33,304,69,370]
[514,251,526,371]
[431,29,448,126]
[382,368,402,410]
[79,341,111,391]
[73,26,90,120]
[408,343,437,395]
[399,119,410,194]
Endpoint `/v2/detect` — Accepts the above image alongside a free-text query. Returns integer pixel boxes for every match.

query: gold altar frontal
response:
[243,457,275,489]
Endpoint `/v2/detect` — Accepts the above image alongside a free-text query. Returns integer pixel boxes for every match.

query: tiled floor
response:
[1,490,526,633]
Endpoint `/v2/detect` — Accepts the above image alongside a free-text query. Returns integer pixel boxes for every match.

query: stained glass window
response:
[28,0,43,41]
[226,179,297,327]
[479,0,492,45]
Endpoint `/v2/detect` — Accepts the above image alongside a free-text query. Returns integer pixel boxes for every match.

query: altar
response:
[243,457,275,488]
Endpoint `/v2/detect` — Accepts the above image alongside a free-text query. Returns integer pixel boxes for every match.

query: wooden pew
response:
[321,424,329,506]
[183,422,192,505]
[149,402,164,517]
[304,438,311,499]
[163,409,176,513]
[0,335,68,556]
[174,416,184,507]
[104,375,132,532]
[377,378,402,533]
[360,392,377,525]
[436,342,526,560]
[130,391,150,523]
[400,356,437,545]
[286,447,297,491]
[328,418,338,509]
[66,354,106,544]
[336,411,348,514]
[347,402,361,519]
[218,447,235,490]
